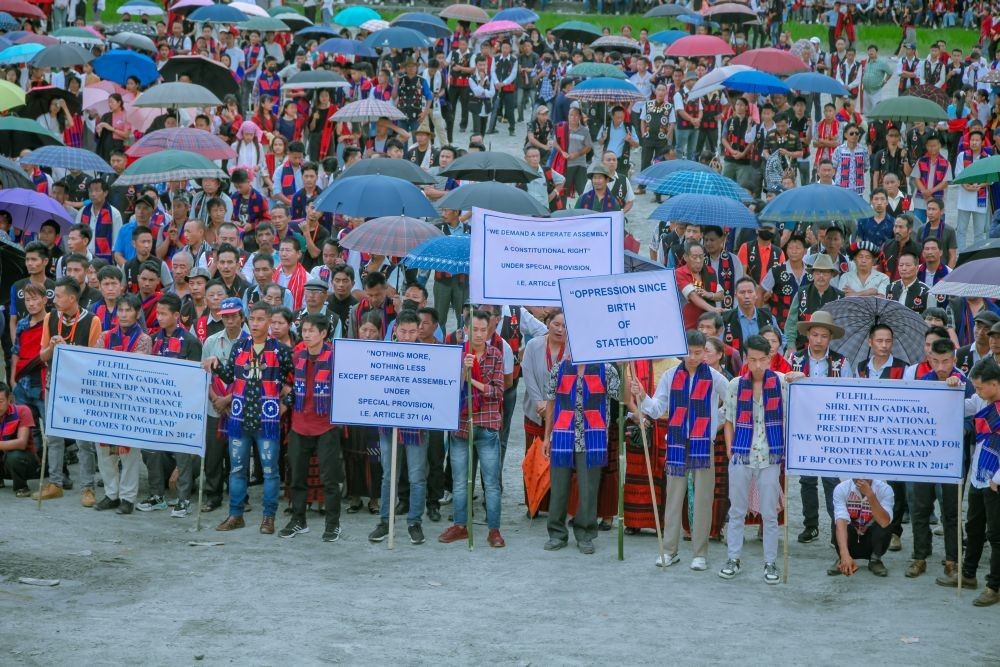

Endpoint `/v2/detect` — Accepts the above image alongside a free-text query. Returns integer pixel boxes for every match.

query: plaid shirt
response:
[455,344,504,439]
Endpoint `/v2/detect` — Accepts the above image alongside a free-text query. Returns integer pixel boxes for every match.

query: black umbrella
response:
[0,155,33,189]
[23,86,81,118]
[158,55,240,100]
[437,151,539,184]
[823,297,927,366]
[28,43,93,69]
[339,158,436,185]
[437,182,549,217]
[956,239,1000,268]
[0,236,27,310]
[644,4,697,18]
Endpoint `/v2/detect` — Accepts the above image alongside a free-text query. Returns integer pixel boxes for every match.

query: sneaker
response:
[322,524,342,542]
[427,507,442,522]
[80,487,96,508]
[544,538,567,551]
[797,527,819,543]
[94,496,120,511]
[655,552,680,567]
[719,558,741,579]
[170,500,191,518]
[578,539,595,554]
[690,557,708,571]
[136,495,167,512]
[408,523,425,545]
[368,522,390,543]
[439,490,453,505]
[438,524,469,543]
[115,500,134,515]
[279,519,310,539]
[764,562,780,584]
[31,483,63,501]
[889,534,902,551]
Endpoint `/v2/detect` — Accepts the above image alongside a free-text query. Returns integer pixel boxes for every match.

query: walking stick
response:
[196,450,206,531]
[783,464,790,584]
[388,426,399,550]
[466,369,474,551]
[37,433,49,511]
[629,362,666,571]
[617,361,626,562]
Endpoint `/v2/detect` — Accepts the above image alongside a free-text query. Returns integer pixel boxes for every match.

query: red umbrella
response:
[439,3,490,23]
[127,127,237,160]
[666,35,734,58]
[0,0,44,19]
[731,47,809,74]
[14,33,58,46]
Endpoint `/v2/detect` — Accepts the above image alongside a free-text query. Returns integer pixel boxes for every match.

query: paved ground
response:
[0,80,987,665]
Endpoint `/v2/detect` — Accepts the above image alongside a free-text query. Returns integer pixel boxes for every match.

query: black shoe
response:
[94,496,120,511]
[115,500,134,515]
[395,502,409,516]
[63,478,74,491]
[798,527,819,543]
[408,523,425,545]
[368,522,390,543]
[323,524,342,542]
[278,519,310,539]
[427,506,442,522]
[508,128,515,136]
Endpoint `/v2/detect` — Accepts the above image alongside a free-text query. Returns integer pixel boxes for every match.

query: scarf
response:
[213,331,248,432]
[578,188,618,212]
[94,299,119,331]
[229,337,284,440]
[550,361,608,469]
[973,401,1000,485]
[732,369,784,466]
[141,292,162,335]
[0,404,21,441]
[152,326,186,358]
[278,161,299,199]
[551,121,570,181]
[353,297,395,339]
[107,323,143,353]
[80,202,114,263]
[293,342,332,416]
[275,264,309,310]
[961,150,989,208]
[666,363,715,477]
[916,155,949,201]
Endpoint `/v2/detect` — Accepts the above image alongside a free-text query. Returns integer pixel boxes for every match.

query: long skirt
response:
[343,425,382,500]
[623,419,668,530]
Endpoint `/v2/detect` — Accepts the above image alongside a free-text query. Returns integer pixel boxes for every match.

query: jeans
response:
[13,382,44,452]
[450,428,501,529]
[956,210,987,250]
[426,430,446,510]
[287,428,343,526]
[963,485,1000,590]
[229,430,280,518]
[675,128,697,160]
[800,475,838,532]
[910,480,959,562]
[488,90,517,134]
[379,430,428,525]
[78,440,96,489]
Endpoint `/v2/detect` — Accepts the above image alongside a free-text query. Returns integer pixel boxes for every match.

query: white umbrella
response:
[117,4,164,15]
[229,1,269,17]
[688,64,753,100]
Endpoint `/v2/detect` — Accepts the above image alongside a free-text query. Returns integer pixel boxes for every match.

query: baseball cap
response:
[218,298,243,316]
[809,37,821,45]
[134,194,157,210]
[974,311,1000,327]
[990,321,1000,336]
[188,267,211,281]
[304,278,328,292]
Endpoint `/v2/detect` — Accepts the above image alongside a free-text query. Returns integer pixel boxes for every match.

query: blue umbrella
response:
[493,7,539,24]
[0,188,75,233]
[759,183,874,223]
[392,13,451,39]
[678,14,719,28]
[189,4,249,23]
[722,70,791,96]
[362,27,431,50]
[635,159,713,187]
[22,146,114,173]
[316,37,377,57]
[0,43,44,66]
[650,194,758,229]
[295,25,339,40]
[402,235,470,274]
[784,71,850,97]
[655,171,750,201]
[92,50,160,86]
[313,174,438,218]
[648,30,688,46]
[334,5,381,28]
[0,12,19,31]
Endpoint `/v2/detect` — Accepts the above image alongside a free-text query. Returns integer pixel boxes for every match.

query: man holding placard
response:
[633,330,730,571]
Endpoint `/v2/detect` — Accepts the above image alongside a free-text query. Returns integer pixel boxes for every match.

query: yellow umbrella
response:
[0,80,25,112]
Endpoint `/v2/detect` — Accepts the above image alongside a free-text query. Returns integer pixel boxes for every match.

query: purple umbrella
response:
[0,187,74,233]
[929,259,1000,300]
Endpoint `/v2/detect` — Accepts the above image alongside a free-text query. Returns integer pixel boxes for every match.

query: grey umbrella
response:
[28,43,93,69]
[132,82,223,109]
[822,297,927,366]
[0,155,33,189]
[437,182,549,217]
[109,32,158,53]
[340,158,436,185]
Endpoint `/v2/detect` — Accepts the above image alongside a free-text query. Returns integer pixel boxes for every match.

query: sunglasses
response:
[846,131,859,136]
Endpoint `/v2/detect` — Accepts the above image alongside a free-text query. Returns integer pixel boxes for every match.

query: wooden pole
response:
[617,362,626,562]
[628,362,666,570]
[195,450,206,531]
[466,369,474,551]
[388,427,399,550]
[957,482,963,597]
[36,434,49,511]
[783,465,790,584]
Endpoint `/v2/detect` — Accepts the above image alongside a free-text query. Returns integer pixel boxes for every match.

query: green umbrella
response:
[0,117,63,157]
[114,149,227,186]
[551,20,603,44]
[952,155,1000,185]
[867,96,947,123]
[238,16,290,32]
[566,62,627,80]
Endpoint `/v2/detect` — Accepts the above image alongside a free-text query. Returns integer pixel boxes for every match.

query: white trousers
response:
[727,462,781,563]
[96,445,143,504]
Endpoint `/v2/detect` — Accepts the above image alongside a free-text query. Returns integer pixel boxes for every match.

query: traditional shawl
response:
[152,325,186,358]
[275,264,309,310]
[229,337,284,440]
[80,202,115,263]
[550,361,608,469]
[293,342,332,416]
[732,369,784,465]
[666,363,715,477]
[107,323,144,353]
[973,401,1000,485]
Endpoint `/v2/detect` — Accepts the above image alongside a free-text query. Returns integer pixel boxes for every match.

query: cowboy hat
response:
[587,164,612,179]
[414,116,434,136]
[806,254,841,274]
[798,310,845,339]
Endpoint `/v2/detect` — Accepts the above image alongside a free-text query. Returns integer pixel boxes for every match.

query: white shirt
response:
[525,165,564,208]
[837,268,890,294]
[955,150,988,213]
[833,478,894,528]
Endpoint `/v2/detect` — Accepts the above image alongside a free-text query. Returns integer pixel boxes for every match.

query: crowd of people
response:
[0,0,997,609]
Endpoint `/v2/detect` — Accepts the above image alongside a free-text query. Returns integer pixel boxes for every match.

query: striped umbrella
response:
[402,235,470,273]
[127,127,236,160]
[654,170,750,201]
[929,259,1000,300]
[635,159,714,187]
[566,77,644,104]
[332,98,405,122]
[0,11,17,30]
[21,146,114,173]
[339,215,443,258]
[114,150,227,186]
[360,18,390,32]
[650,194,758,229]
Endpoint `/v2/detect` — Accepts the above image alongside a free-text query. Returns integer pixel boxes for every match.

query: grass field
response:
[99,2,981,56]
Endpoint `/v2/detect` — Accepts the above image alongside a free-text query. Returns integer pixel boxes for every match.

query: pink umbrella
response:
[128,127,236,159]
[82,87,111,115]
[83,26,104,40]
[473,20,524,37]
[89,80,127,95]
[229,1,268,17]
[169,0,212,13]
[15,33,58,46]
[125,105,162,133]
[731,47,810,75]
[665,35,734,57]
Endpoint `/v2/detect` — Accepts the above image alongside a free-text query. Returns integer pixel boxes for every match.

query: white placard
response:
[558,271,688,364]
[46,346,208,455]
[330,339,463,431]
[469,207,625,306]
[786,377,965,484]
